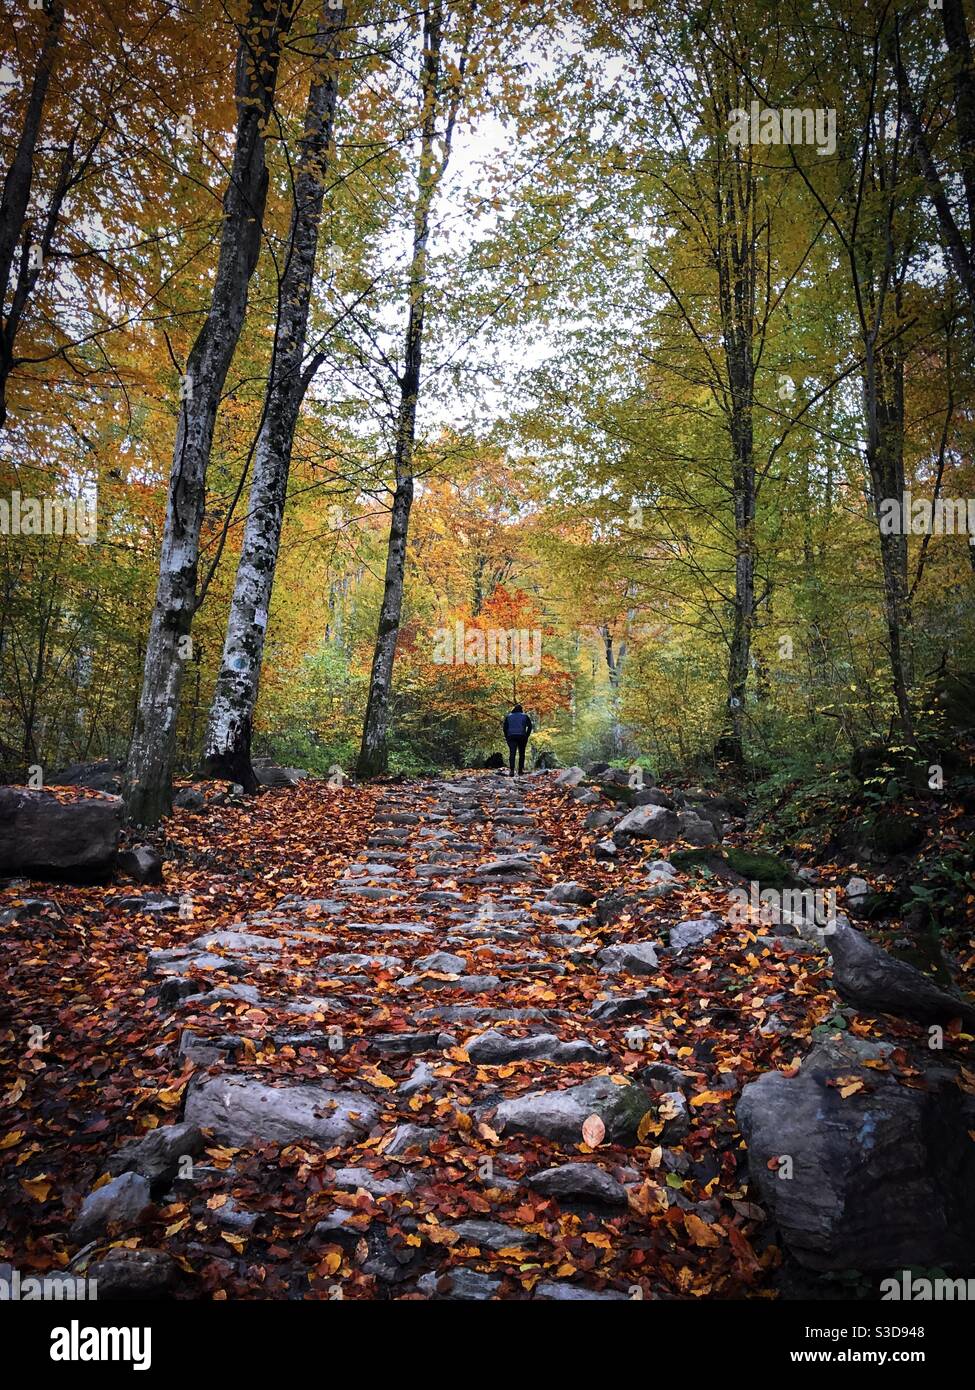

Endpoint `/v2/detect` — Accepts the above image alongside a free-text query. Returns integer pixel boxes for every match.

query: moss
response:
[670,846,800,889]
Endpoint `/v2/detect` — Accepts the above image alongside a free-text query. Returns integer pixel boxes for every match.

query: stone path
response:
[100,771,704,1299]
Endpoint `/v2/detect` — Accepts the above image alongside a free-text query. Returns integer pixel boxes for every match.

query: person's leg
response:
[506,737,516,775]
[517,735,527,774]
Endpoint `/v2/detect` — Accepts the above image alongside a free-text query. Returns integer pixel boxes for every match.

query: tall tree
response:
[356,0,467,777]
[202,0,347,791]
[124,0,295,824]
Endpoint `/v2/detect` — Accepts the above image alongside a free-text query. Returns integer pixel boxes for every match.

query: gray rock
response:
[846,875,871,908]
[184,1074,380,1147]
[70,1172,152,1242]
[597,942,659,975]
[830,920,975,1028]
[534,1281,629,1300]
[584,809,617,830]
[0,787,120,879]
[594,837,618,860]
[449,1219,536,1249]
[382,1124,437,1158]
[371,1031,442,1055]
[737,1045,975,1271]
[676,812,718,846]
[588,990,660,1022]
[399,1061,440,1097]
[173,787,205,812]
[398,973,501,994]
[612,803,680,847]
[669,916,721,951]
[553,767,586,787]
[329,1167,412,1197]
[528,1163,627,1205]
[191,930,283,955]
[493,1076,654,1145]
[417,1269,501,1300]
[107,1122,205,1187]
[416,951,467,974]
[86,1248,179,1299]
[545,881,596,906]
[465,1028,607,1065]
[117,845,163,884]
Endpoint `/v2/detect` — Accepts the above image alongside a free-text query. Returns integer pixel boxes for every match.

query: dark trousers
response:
[506,734,529,774]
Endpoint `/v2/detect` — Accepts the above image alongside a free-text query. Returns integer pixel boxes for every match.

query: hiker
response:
[502,703,533,776]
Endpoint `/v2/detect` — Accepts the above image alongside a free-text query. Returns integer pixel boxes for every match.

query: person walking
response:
[502,703,533,776]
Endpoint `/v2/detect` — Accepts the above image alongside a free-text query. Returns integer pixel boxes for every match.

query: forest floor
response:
[1,769,970,1300]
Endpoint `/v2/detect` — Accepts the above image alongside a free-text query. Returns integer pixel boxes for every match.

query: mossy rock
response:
[864,812,926,856]
[670,846,800,890]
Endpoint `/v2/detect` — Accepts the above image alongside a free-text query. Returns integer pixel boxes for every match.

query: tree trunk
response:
[0,0,64,430]
[864,334,914,738]
[202,1,344,791]
[123,0,292,825]
[356,0,448,779]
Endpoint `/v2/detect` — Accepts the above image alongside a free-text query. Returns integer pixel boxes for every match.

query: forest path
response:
[131,769,808,1299]
[4,770,860,1300]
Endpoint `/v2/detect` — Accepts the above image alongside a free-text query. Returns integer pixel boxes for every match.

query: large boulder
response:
[737,1037,975,1271]
[675,811,719,846]
[184,1074,381,1147]
[612,803,680,847]
[0,788,121,879]
[47,759,123,793]
[492,1075,654,1146]
[830,920,975,1029]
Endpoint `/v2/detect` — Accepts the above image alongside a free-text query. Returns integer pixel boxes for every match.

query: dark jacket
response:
[503,710,533,738]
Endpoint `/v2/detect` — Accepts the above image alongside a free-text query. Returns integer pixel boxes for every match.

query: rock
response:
[0,897,58,926]
[465,1029,607,1065]
[382,1124,437,1158]
[179,1031,242,1065]
[371,1031,443,1055]
[493,1075,654,1146]
[846,875,871,908]
[48,759,123,793]
[192,930,283,955]
[399,1061,440,1097]
[527,1164,627,1206]
[398,972,501,994]
[553,767,586,787]
[474,855,537,877]
[639,1061,693,1093]
[588,990,661,1022]
[654,1089,690,1142]
[417,1269,501,1300]
[254,763,309,788]
[85,1248,180,1299]
[117,845,163,884]
[416,950,467,974]
[329,1167,412,1197]
[173,787,206,812]
[737,1044,975,1271]
[545,881,596,905]
[70,1172,153,1243]
[612,803,680,846]
[829,920,975,1028]
[449,1219,536,1249]
[594,837,617,860]
[0,788,120,879]
[632,788,676,809]
[597,942,659,975]
[676,811,718,846]
[183,1074,380,1147]
[669,915,721,951]
[584,808,617,830]
[107,1123,205,1188]
[646,859,678,879]
[534,1281,629,1300]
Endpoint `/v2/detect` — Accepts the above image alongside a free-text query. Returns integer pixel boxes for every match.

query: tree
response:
[123,0,295,824]
[202,0,347,791]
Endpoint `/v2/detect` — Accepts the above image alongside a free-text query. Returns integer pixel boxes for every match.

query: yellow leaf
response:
[220,1232,247,1252]
[1,1130,25,1149]
[21,1177,51,1202]
[684,1212,720,1247]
